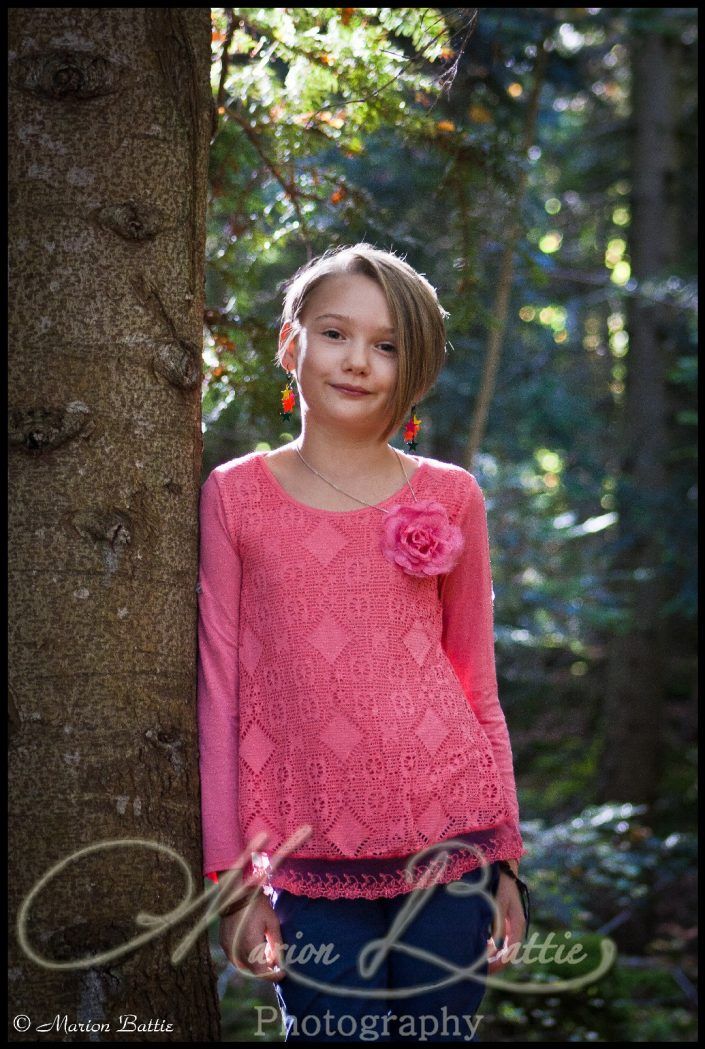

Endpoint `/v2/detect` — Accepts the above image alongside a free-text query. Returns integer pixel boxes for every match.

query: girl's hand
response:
[219,894,286,983]
[486,870,526,975]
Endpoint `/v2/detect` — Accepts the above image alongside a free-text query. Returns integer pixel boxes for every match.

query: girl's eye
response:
[322,330,396,353]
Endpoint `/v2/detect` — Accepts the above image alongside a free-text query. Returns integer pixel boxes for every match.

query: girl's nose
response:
[342,340,372,368]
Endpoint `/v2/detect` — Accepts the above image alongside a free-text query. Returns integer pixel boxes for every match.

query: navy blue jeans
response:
[270,862,500,1043]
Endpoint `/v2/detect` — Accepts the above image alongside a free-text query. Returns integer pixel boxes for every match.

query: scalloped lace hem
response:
[261,834,527,901]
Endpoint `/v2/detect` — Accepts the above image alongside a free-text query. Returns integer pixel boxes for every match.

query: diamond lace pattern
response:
[197,451,526,898]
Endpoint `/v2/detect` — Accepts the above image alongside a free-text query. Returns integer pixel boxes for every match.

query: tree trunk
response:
[464,44,548,471]
[597,29,678,805]
[9,9,220,1040]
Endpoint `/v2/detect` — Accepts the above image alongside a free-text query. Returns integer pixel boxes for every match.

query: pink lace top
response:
[197,450,526,900]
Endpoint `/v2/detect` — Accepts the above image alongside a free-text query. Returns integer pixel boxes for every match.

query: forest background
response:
[204,7,697,1042]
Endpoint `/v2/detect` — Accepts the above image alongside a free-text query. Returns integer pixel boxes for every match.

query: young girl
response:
[197,244,528,1043]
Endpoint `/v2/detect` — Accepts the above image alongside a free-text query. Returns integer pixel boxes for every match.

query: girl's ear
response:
[279,322,298,369]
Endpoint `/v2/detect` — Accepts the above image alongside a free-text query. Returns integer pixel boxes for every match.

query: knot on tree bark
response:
[11,50,119,100]
[9,401,92,453]
[72,511,133,550]
[96,200,165,242]
[144,728,185,773]
[152,341,201,390]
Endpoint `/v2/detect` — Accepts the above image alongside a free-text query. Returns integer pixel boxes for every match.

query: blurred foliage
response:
[482,804,698,1041]
[202,6,697,1041]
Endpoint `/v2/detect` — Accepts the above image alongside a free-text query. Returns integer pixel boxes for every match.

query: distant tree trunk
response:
[597,29,679,804]
[464,44,548,471]
[8,9,219,1040]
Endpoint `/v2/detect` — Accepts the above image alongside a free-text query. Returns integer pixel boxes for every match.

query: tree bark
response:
[9,9,219,1040]
[597,28,679,805]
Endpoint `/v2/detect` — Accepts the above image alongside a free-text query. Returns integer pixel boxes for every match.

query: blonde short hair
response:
[275,244,448,442]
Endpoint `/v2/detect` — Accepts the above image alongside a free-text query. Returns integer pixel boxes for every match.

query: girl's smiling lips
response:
[330,383,371,396]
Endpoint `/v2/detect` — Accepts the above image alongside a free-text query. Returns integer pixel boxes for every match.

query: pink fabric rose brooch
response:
[380,500,464,578]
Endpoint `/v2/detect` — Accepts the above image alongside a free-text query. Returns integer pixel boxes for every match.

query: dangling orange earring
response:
[403,404,422,451]
[280,372,296,420]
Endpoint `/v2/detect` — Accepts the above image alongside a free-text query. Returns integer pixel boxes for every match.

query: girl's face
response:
[280,273,399,436]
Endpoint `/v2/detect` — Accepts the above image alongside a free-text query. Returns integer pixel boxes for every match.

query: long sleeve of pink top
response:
[439,474,521,828]
[196,471,248,884]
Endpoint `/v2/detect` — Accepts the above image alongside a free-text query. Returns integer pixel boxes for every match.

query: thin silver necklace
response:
[294,445,419,513]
